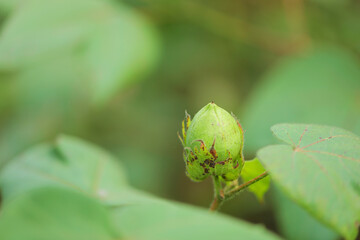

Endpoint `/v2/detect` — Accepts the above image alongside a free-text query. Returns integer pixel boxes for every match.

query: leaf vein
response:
[301,150,360,162]
[21,164,88,194]
[299,135,357,150]
[296,126,308,148]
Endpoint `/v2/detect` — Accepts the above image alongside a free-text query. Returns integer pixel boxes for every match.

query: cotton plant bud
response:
[178,102,244,182]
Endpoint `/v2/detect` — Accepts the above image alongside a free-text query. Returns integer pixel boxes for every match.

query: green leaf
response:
[241,47,360,153]
[240,158,270,201]
[0,0,104,68]
[111,201,282,240]
[0,0,21,12]
[257,123,360,240]
[0,0,159,104]
[0,56,91,167]
[84,5,159,105]
[0,187,120,240]
[273,186,338,240]
[0,134,156,205]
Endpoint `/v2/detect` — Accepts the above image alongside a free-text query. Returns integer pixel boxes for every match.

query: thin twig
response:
[209,171,270,211]
[225,171,269,199]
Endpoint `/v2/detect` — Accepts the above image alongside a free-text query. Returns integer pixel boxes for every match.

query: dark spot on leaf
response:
[234,162,239,169]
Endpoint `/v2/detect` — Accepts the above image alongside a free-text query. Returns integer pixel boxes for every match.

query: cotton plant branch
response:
[210,171,269,212]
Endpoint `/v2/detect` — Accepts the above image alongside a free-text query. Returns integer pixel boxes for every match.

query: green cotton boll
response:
[179,102,244,182]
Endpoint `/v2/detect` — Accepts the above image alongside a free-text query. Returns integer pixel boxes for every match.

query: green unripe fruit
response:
[179,102,244,182]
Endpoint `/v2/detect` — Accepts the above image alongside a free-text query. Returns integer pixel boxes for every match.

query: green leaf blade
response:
[85,6,160,105]
[0,187,120,240]
[240,158,270,201]
[0,134,157,206]
[0,0,160,105]
[257,124,360,240]
[273,186,338,240]
[111,201,282,240]
[56,135,128,199]
[0,0,106,69]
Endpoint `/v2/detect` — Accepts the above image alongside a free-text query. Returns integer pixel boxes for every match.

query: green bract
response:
[179,102,244,182]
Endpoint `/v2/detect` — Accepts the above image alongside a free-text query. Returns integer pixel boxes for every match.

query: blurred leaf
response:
[0,187,120,240]
[0,135,132,205]
[57,135,129,198]
[0,56,89,166]
[273,186,338,240]
[257,124,360,240]
[57,135,159,205]
[240,158,270,202]
[0,117,57,168]
[84,6,159,105]
[0,0,104,68]
[111,201,282,240]
[0,0,159,104]
[0,0,24,12]
[242,47,360,154]
[13,56,88,116]
[116,147,172,196]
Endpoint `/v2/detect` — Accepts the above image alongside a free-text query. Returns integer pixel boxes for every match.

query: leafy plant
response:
[0,0,359,239]
[241,46,360,240]
[0,134,280,240]
[259,124,360,240]
[0,0,159,167]
[178,102,360,240]
[0,103,359,239]
[0,0,159,105]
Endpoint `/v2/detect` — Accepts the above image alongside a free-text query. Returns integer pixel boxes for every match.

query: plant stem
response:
[209,176,224,211]
[224,171,269,199]
[209,171,270,211]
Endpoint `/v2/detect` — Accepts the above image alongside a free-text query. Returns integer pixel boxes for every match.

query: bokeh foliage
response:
[0,0,359,239]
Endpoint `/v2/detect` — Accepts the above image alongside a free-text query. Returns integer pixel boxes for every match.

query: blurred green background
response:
[0,0,359,239]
